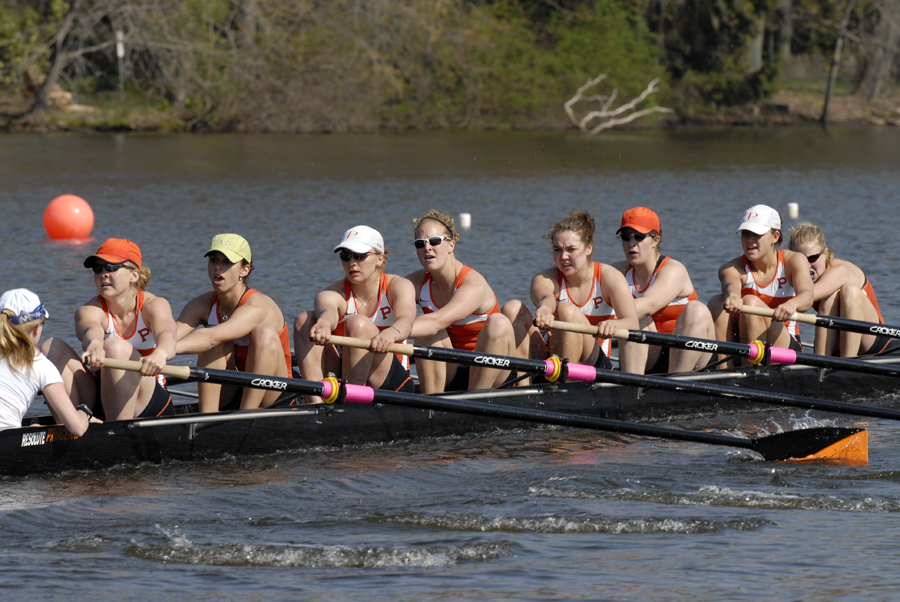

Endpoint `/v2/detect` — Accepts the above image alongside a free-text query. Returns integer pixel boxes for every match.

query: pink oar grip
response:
[767,346,798,365]
[321,381,375,404]
[564,362,598,383]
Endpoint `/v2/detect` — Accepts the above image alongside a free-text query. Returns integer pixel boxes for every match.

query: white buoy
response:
[459,213,472,229]
[787,203,799,219]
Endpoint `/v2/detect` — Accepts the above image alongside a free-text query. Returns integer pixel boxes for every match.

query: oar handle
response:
[100,358,192,380]
[548,320,630,340]
[328,335,415,356]
[739,305,817,325]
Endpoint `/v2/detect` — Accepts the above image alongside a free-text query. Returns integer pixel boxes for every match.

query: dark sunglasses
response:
[413,236,450,249]
[806,252,822,264]
[338,250,373,262]
[618,232,652,243]
[91,262,129,274]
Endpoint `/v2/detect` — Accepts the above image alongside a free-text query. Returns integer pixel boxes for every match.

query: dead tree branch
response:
[565,75,673,134]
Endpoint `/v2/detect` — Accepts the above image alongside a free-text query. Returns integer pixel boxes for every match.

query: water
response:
[2,128,900,600]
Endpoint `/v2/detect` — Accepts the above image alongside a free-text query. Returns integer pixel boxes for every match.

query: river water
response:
[2,128,900,600]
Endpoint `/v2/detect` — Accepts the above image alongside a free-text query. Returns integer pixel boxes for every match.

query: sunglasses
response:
[338,250,373,262]
[806,252,823,264]
[618,232,652,243]
[91,262,129,274]
[413,236,451,249]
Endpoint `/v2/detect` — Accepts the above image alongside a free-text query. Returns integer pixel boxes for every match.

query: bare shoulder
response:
[610,260,629,274]
[534,266,558,282]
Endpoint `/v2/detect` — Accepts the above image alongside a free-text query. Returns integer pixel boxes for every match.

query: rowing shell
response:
[4,356,897,476]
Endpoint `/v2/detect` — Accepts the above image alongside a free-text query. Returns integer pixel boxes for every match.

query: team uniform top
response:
[0,353,63,430]
[100,290,166,385]
[335,272,410,369]
[557,261,617,356]
[740,249,800,339]
[624,256,699,335]
[418,265,500,351]
[205,289,292,373]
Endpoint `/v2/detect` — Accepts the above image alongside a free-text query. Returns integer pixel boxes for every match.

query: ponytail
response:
[0,310,39,373]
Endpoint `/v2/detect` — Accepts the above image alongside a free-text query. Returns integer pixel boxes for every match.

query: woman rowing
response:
[708,205,813,361]
[176,234,292,412]
[408,209,520,393]
[790,223,899,357]
[611,207,715,373]
[76,239,177,421]
[0,289,98,434]
[294,226,416,403]
[503,210,642,374]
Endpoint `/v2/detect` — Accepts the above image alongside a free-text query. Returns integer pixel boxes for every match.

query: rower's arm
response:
[308,289,346,345]
[809,263,849,302]
[774,251,814,321]
[598,267,640,334]
[75,304,108,371]
[176,303,266,355]
[174,293,212,340]
[717,260,744,314]
[530,270,559,330]
[631,261,689,318]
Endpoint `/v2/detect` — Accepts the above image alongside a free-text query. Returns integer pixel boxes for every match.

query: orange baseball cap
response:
[83,238,142,268]
[617,207,661,235]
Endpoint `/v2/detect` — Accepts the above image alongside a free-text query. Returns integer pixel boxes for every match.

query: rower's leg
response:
[414,330,453,394]
[838,285,873,357]
[708,294,739,368]
[100,338,156,420]
[293,311,338,404]
[41,337,96,410]
[669,301,715,372]
[342,314,393,388]
[502,299,546,360]
[242,323,290,409]
[551,303,597,365]
[815,291,840,356]
[470,313,516,389]
[631,315,654,374]
[197,342,233,412]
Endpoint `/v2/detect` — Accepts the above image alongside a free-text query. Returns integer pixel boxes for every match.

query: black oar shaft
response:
[101,359,864,462]
[742,305,900,341]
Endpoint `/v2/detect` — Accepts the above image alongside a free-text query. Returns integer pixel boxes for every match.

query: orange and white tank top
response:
[335,273,409,369]
[557,261,616,356]
[207,289,292,373]
[624,256,698,335]
[100,291,165,385]
[740,250,800,338]
[419,265,500,351]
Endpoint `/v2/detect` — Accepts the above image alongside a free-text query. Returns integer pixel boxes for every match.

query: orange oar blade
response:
[751,427,868,463]
[793,428,868,464]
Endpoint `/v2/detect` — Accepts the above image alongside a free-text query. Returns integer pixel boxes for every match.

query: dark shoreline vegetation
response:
[0,0,897,134]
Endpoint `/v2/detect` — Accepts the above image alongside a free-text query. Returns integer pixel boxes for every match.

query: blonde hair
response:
[0,310,42,373]
[413,209,460,242]
[790,222,834,268]
[548,209,595,247]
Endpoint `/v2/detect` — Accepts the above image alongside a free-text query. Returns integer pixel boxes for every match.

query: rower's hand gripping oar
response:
[741,305,900,341]
[99,358,865,462]
[550,320,900,379]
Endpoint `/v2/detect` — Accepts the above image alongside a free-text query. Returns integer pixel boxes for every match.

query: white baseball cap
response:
[0,288,49,325]
[333,225,385,254]
[736,204,782,235]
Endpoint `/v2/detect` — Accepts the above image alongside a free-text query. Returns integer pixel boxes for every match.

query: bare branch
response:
[565,74,673,135]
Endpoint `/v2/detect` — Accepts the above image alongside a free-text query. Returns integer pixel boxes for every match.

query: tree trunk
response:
[779,0,792,67]
[821,0,857,123]
[18,0,82,125]
[860,0,900,101]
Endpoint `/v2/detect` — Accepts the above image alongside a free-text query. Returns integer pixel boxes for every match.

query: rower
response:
[407,209,521,393]
[790,222,900,357]
[76,238,177,420]
[502,209,643,374]
[0,288,98,434]
[175,234,292,412]
[611,207,715,373]
[708,205,813,365]
[294,225,416,403]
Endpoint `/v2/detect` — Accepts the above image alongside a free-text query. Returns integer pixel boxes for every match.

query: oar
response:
[549,320,900,378]
[100,358,865,462]
[742,305,900,341]
[330,333,900,423]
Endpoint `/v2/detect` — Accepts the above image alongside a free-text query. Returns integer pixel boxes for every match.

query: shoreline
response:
[2,90,898,134]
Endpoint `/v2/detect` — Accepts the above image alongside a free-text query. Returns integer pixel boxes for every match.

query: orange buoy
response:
[43,195,94,240]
